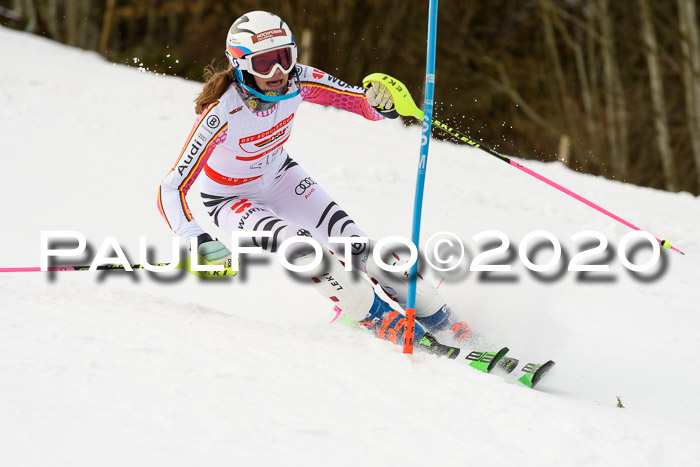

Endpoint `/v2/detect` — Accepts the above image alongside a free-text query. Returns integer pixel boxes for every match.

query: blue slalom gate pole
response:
[404,0,439,354]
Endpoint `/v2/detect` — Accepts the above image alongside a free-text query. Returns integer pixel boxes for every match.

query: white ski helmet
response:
[225,11,298,79]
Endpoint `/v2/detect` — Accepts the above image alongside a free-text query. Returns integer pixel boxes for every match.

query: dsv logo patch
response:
[350,235,366,255]
[295,177,316,196]
[206,115,220,128]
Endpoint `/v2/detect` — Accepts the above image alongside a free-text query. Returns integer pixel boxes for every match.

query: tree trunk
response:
[167,0,184,48]
[678,0,700,189]
[145,0,158,49]
[599,0,629,179]
[300,28,313,65]
[78,0,92,49]
[65,0,77,46]
[539,0,570,135]
[99,0,116,54]
[550,7,598,173]
[21,0,37,32]
[584,2,605,173]
[639,0,678,191]
[44,0,62,42]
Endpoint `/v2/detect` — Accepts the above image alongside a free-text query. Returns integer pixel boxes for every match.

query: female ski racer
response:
[158,11,471,354]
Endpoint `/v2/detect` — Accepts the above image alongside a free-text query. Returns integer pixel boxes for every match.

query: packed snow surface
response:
[1,27,700,466]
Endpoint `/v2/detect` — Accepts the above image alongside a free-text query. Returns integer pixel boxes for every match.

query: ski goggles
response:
[243,45,297,79]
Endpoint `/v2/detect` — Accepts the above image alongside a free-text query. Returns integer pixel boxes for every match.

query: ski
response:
[334,311,509,374]
[515,360,556,389]
[417,333,509,373]
[465,347,510,373]
[496,357,555,388]
[331,308,553,386]
[498,357,520,374]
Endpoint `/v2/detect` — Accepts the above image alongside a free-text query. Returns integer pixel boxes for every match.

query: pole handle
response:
[362,73,424,120]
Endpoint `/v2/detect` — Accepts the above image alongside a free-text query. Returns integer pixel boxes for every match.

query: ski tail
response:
[498,357,520,374]
[417,334,460,358]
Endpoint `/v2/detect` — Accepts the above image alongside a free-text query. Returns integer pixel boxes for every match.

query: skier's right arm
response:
[157,102,228,245]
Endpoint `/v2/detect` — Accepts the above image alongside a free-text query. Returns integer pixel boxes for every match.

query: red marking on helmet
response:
[330,296,339,302]
[251,28,286,44]
[312,277,321,283]
[392,253,400,261]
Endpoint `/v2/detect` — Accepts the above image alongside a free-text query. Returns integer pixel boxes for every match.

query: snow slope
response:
[2,26,700,467]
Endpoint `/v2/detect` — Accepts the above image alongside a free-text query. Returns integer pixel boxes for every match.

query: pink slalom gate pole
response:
[511,161,683,253]
[432,119,685,255]
[0,263,171,273]
[0,267,78,272]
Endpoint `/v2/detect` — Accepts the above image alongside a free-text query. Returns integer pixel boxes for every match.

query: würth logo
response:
[231,198,252,214]
[252,29,286,44]
[312,69,325,79]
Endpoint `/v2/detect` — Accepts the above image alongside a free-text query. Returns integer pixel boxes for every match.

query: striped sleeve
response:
[157,101,228,243]
[296,64,384,121]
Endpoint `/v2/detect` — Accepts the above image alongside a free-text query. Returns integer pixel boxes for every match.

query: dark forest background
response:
[3,0,700,195]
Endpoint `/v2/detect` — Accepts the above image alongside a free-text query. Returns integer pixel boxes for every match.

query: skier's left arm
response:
[296,64,398,120]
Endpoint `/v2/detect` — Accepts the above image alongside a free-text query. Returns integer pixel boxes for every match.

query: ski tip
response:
[516,360,556,389]
[530,360,555,389]
[487,347,509,373]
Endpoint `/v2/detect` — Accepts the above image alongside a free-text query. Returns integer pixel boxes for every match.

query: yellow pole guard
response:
[362,73,424,120]
[177,254,238,280]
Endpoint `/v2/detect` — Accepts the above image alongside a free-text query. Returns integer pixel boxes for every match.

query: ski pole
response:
[0,258,237,278]
[430,121,684,255]
[362,72,685,256]
[0,263,171,272]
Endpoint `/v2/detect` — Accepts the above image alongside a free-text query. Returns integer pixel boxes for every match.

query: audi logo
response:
[295,177,316,195]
